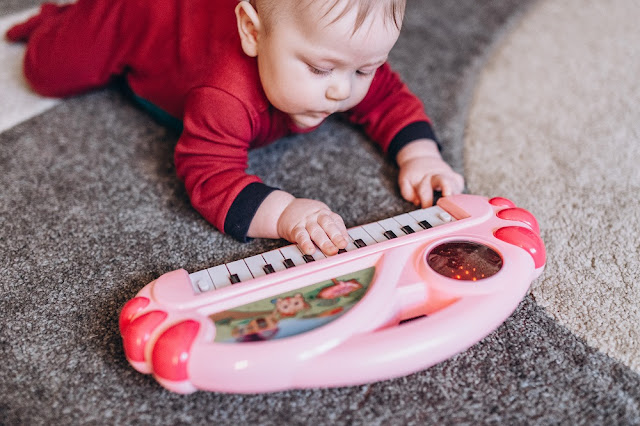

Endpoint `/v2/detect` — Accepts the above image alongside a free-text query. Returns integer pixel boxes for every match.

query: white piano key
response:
[361,222,388,243]
[391,213,420,233]
[262,249,287,273]
[279,245,306,267]
[244,254,268,278]
[437,211,453,223]
[207,264,232,289]
[343,238,358,252]
[408,205,455,228]
[408,207,435,228]
[348,226,377,248]
[308,246,326,261]
[426,206,454,227]
[226,259,254,283]
[377,217,404,239]
[189,269,215,293]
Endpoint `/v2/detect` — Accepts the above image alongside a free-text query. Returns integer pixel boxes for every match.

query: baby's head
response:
[236,0,406,129]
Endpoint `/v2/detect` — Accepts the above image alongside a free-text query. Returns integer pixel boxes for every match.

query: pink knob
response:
[119,297,150,333]
[489,197,516,208]
[122,310,167,362]
[497,207,540,235]
[152,320,200,382]
[494,226,546,269]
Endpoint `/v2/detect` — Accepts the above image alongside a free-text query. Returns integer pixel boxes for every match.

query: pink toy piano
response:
[119,194,545,393]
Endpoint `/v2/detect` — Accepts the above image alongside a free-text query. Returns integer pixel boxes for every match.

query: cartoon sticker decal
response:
[209,267,375,343]
[317,278,363,299]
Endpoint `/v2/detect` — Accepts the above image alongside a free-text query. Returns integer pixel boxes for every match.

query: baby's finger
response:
[454,173,465,193]
[307,222,337,256]
[330,212,350,241]
[399,178,419,206]
[318,214,347,251]
[432,175,452,197]
[293,225,316,255]
[416,176,435,208]
[433,174,464,197]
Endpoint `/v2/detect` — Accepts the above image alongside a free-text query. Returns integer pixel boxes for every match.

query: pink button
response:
[122,310,168,362]
[119,297,150,333]
[152,320,200,382]
[497,208,540,234]
[489,197,516,208]
[494,226,546,269]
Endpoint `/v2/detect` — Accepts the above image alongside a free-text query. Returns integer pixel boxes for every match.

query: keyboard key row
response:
[189,206,454,293]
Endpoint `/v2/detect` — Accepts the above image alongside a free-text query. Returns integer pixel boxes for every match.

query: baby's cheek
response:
[353,80,375,103]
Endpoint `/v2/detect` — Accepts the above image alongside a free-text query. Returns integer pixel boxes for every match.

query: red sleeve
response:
[344,63,439,161]
[174,87,277,240]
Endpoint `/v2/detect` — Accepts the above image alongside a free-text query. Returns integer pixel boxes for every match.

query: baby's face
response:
[255,1,401,129]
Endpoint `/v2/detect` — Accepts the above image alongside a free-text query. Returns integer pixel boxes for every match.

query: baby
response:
[7,0,464,255]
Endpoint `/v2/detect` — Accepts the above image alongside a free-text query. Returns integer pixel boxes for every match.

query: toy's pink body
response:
[120,195,545,394]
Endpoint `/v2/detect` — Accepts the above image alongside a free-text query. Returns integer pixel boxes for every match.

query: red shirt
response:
[172,61,437,240]
[17,0,438,241]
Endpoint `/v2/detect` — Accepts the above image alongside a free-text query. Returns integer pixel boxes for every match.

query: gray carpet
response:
[2,0,639,424]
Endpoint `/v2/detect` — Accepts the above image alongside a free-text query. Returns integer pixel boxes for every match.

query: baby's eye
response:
[356,69,375,77]
[307,65,332,76]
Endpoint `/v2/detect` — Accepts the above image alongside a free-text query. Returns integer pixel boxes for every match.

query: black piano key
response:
[432,190,443,205]
[354,238,367,248]
[263,264,276,274]
[283,258,296,269]
[401,225,415,234]
[338,248,347,254]
[302,254,315,263]
[229,273,241,284]
[383,230,398,240]
[418,220,433,229]
[399,314,427,325]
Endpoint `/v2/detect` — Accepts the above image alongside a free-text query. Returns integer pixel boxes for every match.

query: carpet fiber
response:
[1,0,639,424]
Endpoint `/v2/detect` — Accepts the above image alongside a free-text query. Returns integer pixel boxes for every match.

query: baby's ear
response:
[235,1,261,57]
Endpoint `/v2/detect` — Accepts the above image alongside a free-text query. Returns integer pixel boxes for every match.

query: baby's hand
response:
[396,140,464,208]
[277,198,349,256]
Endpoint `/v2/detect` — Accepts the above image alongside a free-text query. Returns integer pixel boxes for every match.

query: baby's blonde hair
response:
[319,0,406,33]
[248,0,406,34]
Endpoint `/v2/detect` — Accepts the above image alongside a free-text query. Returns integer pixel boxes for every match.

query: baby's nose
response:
[326,77,352,101]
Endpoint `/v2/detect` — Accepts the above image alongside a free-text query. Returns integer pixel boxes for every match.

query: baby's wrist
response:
[247,190,295,239]
[396,139,441,167]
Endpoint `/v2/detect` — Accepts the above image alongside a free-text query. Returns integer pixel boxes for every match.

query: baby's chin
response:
[289,112,330,129]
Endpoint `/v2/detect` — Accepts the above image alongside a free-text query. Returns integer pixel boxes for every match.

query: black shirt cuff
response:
[224,182,279,242]
[387,121,440,164]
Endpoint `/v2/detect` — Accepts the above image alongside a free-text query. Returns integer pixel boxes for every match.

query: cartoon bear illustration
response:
[275,293,310,317]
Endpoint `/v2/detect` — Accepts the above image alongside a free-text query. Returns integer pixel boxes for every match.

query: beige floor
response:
[465,0,640,371]
[0,8,59,133]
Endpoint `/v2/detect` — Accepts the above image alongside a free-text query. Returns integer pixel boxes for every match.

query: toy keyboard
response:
[119,194,545,394]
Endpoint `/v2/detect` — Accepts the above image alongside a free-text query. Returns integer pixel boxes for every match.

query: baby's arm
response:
[345,64,463,207]
[396,139,464,208]
[177,87,350,256]
[247,191,349,255]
